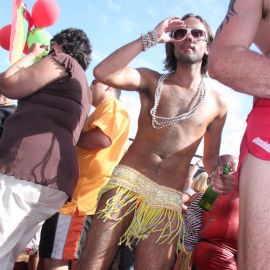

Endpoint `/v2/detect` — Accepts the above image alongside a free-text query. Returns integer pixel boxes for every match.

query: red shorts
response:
[236,99,270,185]
[192,241,237,270]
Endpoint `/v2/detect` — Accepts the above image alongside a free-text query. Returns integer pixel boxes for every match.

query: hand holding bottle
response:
[198,162,232,211]
[211,162,236,195]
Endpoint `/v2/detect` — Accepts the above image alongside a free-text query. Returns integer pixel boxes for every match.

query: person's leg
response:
[39,210,91,270]
[134,215,179,270]
[0,175,68,270]
[77,189,134,270]
[38,258,69,270]
[38,213,72,270]
[238,153,270,269]
[14,188,68,269]
[19,227,42,270]
[173,250,192,270]
[0,176,44,270]
[70,260,78,270]
[11,222,43,270]
[28,252,39,270]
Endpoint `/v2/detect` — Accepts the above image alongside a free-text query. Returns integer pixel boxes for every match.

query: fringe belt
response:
[96,164,185,252]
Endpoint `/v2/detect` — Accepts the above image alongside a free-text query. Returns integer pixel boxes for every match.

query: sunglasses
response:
[172,28,207,41]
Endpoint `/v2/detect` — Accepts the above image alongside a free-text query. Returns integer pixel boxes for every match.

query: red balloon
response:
[0,24,11,51]
[31,0,60,28]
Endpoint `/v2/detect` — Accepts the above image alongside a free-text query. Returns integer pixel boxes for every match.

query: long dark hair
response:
[51,28,92,70]
[163,13,213,75]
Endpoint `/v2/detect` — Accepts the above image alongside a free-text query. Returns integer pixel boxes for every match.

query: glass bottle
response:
[198,162,231,211]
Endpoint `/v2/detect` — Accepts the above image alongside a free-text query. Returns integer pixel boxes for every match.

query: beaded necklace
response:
[150,73,206,129]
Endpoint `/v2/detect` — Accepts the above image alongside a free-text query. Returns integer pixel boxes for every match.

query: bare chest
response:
[150,84,212,128]
[137,89,215,160]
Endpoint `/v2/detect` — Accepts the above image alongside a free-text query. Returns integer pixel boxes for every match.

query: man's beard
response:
[176,52,202,65]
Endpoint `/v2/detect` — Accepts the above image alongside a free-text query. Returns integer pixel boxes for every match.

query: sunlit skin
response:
[78,16,227,270]
[209,0,270,269]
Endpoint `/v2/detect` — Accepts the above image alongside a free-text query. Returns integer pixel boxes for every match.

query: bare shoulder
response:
[207,86,228,115]
[136,67,162,92]
[136,67,161,82]
[137,67,160,80]
[208,86,227,103]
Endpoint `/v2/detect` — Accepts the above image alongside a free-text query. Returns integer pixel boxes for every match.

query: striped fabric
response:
[39,210,92,260]
[184,193,204,252]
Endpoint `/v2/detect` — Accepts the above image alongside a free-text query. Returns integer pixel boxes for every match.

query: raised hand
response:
[153,16,186,43]
[28,43,49,59]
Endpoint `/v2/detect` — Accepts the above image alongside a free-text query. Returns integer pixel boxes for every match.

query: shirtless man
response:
[78,14,227,270]
[208,1,270,269]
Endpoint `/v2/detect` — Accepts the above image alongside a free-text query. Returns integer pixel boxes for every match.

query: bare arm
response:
[0,44,66,99]
[203,96,227,174]
[208,0,270,98]
[77,127,111,150]
[93,17,185,91]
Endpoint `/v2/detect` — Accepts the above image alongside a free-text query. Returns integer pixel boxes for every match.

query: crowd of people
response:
[0,0,269,269]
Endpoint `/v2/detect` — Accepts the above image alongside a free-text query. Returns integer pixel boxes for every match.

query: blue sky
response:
[1,0,253,157]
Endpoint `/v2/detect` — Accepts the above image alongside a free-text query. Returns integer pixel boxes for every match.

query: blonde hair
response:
[192,172,209,193]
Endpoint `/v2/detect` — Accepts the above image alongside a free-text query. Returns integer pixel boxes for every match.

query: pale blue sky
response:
[1,0,253,156]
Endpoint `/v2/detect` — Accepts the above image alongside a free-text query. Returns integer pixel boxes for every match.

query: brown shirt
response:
[0,52,90,196]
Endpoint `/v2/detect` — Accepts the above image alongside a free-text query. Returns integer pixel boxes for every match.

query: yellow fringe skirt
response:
[96,164,185,252]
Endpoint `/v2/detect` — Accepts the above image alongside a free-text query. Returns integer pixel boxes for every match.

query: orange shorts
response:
[39,209,92,260]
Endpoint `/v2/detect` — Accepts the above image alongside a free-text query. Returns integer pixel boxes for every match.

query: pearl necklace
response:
[150,73,206,129]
